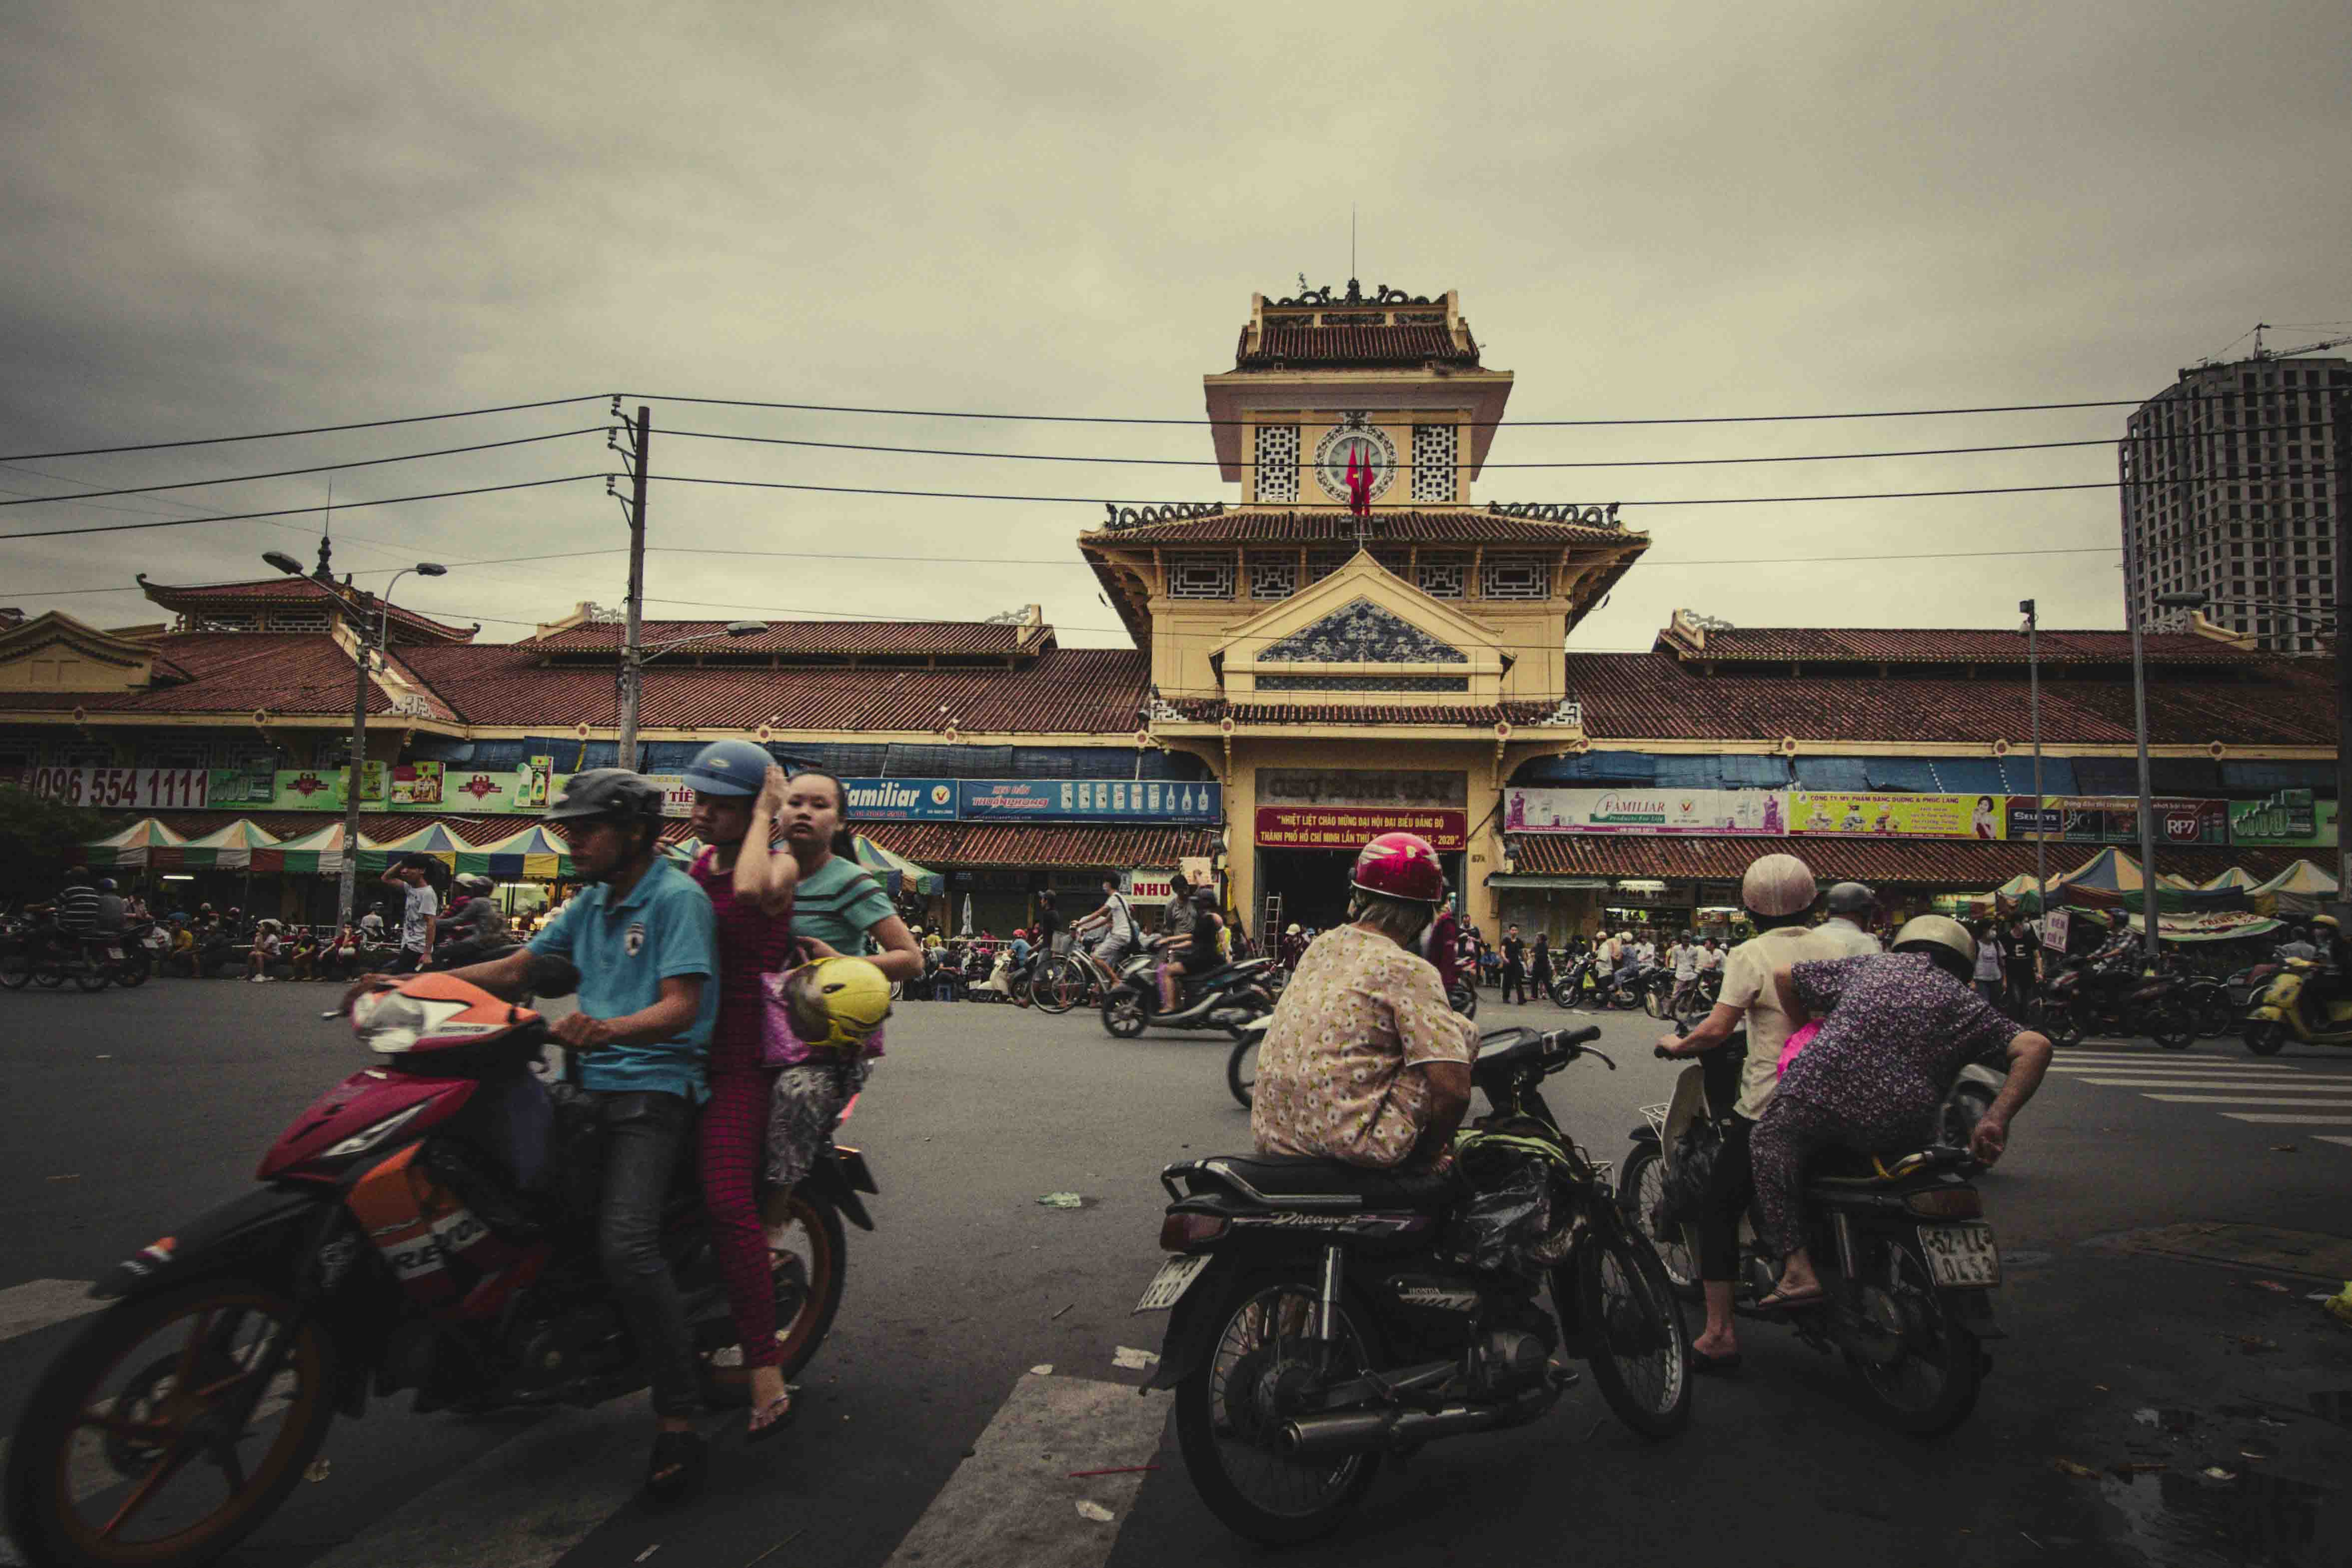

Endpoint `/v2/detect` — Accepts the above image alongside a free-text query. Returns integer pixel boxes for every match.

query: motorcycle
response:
[0,919,122,993]
[2,957,869,1568]
[1548,954,1611,1009]
[1620,1032,1999,1435]
[1102,952,1277,1041]
[2243,958,2352,1056]
[2180,972,2237,1040]
[1446,976,1478,1018]
[110,920,163,988]
[1141,1023,1690,1544]
[1226,1014,1269,1108]
[2027,956,2194,1050]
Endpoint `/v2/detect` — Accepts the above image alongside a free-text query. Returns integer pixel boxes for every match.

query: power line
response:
[0,428,605,508]
[0,474,603,541]
[0,395,608,464]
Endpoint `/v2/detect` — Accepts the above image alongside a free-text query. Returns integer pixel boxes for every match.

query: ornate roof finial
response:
[313,533,333,584]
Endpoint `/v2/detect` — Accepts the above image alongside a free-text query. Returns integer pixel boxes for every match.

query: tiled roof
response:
[143,811,521,844]
[1564,652,2336,747]
[1663,625,2262,666]
[1088,509,1635,548]
[1168,699,1558,727]
[398,644,1151,734]
[859,822,1217,869]
[140,577,478,643]
[1237,322,1480,368]
[0,634,400,717]
[1507,834,2303,888]
[528,619,1044,658]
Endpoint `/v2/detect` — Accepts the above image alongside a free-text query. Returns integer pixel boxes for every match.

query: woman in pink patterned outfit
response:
[681,742,800,1441]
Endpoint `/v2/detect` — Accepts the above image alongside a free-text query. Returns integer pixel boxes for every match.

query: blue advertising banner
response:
[956,778,1222,822]
[842,778,959,820]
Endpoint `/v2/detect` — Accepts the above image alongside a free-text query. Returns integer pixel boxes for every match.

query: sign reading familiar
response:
[1505,787,1787,835]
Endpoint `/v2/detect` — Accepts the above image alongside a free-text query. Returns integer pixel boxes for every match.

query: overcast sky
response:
[3,0,2347,651]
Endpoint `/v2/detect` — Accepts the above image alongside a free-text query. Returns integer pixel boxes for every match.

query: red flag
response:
[1345,445,1372,518]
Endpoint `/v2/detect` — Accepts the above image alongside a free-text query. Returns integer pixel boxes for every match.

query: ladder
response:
[1260,892,1284,955]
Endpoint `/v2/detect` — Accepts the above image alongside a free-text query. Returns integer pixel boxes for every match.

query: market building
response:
[0,283,2340,937]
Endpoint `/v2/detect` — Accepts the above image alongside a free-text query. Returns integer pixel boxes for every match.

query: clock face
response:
[1314,421,1397,504]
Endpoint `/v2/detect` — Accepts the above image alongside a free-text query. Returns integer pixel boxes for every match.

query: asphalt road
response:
[3,976,2350,1568]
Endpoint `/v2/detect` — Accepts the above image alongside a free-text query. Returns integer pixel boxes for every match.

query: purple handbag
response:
[760,967,885,1068]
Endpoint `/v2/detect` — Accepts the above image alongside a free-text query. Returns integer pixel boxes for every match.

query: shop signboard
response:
[1504,787,1787,835]
[2006,795,2228,845]
[958,779,1221,821]
[18,766,213,810]
[1127,869,1177,900]
[2229,789,2337,847]
[1254,805,1467,851]
[842,778,959,821]
[1789,792,2006,839]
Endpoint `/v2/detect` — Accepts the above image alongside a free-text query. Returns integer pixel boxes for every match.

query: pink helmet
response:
[1352,832,1447,905]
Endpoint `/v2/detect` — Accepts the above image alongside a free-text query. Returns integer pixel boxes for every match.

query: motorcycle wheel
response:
[1642,983,1664,1019]
[1617,1146,1700,1299]
[2041,1004,2084,1049]
[2,1277,335,1568]
[1563,1219,1691,1439]
[1102,992,1148,1039]
[0,948,31,990]
[1549,979,1576,1009]
[113,956,151,990]
[1448,981,1477,1019]
[2243,1019,2288,1057]
[1173,1273,1380,1546]
[1844,1237,1982,1436]
[765,1192,848,1379]
[1027,956,1077,1016]
[2148,1005,2195,1052]
[33,963,66,988]
[73,963,112,993]
[1226,1035,1259,1108]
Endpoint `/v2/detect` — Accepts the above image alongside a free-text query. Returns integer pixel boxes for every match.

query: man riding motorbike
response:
[433,871,513,968]
[1820,882,1882,953]
[1250,832,1477,1170]
[1158,884,1224,1013]
[343,768,721,1506]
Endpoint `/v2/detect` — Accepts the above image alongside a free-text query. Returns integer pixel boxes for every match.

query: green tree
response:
[0,787,107,904]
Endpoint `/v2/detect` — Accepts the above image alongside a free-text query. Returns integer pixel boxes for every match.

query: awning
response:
[153,819,281,870]
[251,822,348,876]
[83,818,185,868]
[459,824,575,882]
[854,834,944,898]
[858,822,1219,871]
[1488,875,1612,891]
[360,821,468,873]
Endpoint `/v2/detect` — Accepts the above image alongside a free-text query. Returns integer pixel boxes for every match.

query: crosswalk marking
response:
[2319,1136,2352,1149]
[881,1372,1166,1568]
[2140,1095,2352,1107]
[2081,1078,2352,1090]
[2222,1113,2352,1125]
[0,1279,99,1345]
[2052,1055,2302,1069]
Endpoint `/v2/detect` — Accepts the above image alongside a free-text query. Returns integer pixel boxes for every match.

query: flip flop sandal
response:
[644,1430,708,1509]
[746,1388,798,1446]
[1756,1287,1828,1313]
[1691,1350,1744,1376]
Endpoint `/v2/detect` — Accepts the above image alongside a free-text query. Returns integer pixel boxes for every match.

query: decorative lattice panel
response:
[1481,555,1551,599]
[1253,424,1299,504]
[1167,555,1236,599]
[1255,675,1471,692]
[265,610,332,633]
[1248,556,1297,599]
[1260,599,1468,664]
[1412,424,1458,503]
[1417,555,1467,598]
[1304,552,1350,587]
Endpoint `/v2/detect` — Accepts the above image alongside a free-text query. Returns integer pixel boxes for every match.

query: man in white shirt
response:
[1657,854,1852,1372]
[381,856,440,974]
[1668,932,1703,1015]
[1819,882,1884,956]
[1073,874,1138,970]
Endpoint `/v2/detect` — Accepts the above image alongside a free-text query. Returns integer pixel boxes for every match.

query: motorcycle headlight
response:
[352,991,428,1055]
[319,1101,429,1159]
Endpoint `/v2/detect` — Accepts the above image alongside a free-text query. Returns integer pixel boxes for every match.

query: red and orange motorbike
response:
[2,957,874,1568]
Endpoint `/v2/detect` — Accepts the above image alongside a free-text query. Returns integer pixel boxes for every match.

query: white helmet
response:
[1741,853,1817,918]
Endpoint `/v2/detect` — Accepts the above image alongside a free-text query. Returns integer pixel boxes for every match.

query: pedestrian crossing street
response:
[2048,1044,2352,1149]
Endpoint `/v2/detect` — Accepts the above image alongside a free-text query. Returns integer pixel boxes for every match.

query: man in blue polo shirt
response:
[387,769,719,1504]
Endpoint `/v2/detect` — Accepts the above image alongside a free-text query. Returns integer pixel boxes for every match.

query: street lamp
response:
[265,551,450,923]
[2019,600,2048,963]
[616,621,768,770]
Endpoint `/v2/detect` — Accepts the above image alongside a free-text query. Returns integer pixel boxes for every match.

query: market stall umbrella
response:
[153,818,281,871]
[2252,857,2340,919]
[360,821,468,875]
[2201,866,2261,891]
[250,821,347,876]
[460,823,574,882]
[2054,846,2145,892]
[1993,872,2045,899]
[82,817,184,869]
[853,833,944,898]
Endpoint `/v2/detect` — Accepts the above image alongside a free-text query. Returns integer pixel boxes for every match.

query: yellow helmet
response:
[784,955,893,1053]
[2314,914,2341,936]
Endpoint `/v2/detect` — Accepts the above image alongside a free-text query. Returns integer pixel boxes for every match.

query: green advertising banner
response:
[2228,789,2339,847]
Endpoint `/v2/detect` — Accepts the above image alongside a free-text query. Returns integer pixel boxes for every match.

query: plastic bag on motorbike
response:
[1657,1116,1721,1233]
[1445,1123,1578,1275]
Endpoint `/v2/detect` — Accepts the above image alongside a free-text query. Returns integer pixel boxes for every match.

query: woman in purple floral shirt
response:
[1748,915,2053,1310]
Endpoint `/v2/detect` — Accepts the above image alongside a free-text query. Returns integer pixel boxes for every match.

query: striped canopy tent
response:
[2201,866,2262,891]
[853,833,944,898]
[459,824,575,882]
[2157,871,2198,890]
[1993,872,2045,899]
[250,822,347,876]
[2253,857,2340,918]
[2054,846,2145,892]
[83,818,185,868]
[153,819,281,870]
[359,821,469,874]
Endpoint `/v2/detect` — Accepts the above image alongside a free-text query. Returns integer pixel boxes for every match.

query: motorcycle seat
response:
[1178,1154,1458,1212]
[1806,1147,1968,1188]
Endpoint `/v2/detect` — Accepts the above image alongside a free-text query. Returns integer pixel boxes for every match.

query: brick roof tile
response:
[1508,834,2304,887]
[1237,322,1479,368]
[1089,509,1633,548]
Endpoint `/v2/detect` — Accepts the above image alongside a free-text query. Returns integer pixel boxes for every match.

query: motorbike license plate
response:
[1918,1222,2001,1288]
[1133,1254,1212,1314]
[105,946,123,960]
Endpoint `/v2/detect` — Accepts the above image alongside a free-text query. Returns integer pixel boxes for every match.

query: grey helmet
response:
[1825,881,1878,918]
[544,768,665,826]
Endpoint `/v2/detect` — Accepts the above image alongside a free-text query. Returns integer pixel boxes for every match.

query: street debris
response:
[2270,1144,2298,1153]
[303,1459,332,1483]
[2250,1279,2292,1293]
[46,1174,79,1183]
[2052,1457,2100,1479]
[2231,1333,2281,1354]
[1068,1466,1159,1478]
[1049,1303,1073,1320]
[2200,1466,2237,1482]
[1075,1501,1115,1523]
[2327,1283,2352,1327]
[737,1528,805,1568]
[1036,1192,1084,1209]
[635,1548,662,1563]
[2111,1462,2169,1475]
[1030,1364,1054,1376]
[1111,1346,1159,1371]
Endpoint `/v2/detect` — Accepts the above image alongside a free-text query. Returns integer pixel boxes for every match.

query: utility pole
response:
[2336,383,2351,898]
[616,403,651,772]
[2022,599,2048,966]
[2119,433,2163,966]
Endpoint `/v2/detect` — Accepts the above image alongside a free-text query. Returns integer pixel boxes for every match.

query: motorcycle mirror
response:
[524,952,581,999]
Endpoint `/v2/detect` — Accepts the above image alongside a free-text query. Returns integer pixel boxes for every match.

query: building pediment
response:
[1211,551,1508,704]
[0,612,156,692]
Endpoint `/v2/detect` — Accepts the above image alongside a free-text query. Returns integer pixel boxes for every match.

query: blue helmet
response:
[683,738,773,797]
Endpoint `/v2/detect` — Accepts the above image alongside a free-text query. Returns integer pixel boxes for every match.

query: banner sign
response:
[2042,909,2070,952]
[17,766,212,811]
[1127,870,1177,901]
[1505,787,1787,835]
[1789,792,2006,839]
[1255,805,1467,851]
[2007,795,2228,845]
[959,779,1221,822]
[2229,789,2338,847]
[841,779,959,821]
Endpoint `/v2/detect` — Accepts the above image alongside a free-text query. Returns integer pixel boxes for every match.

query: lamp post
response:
[264,552,447,922]
[2119,440,2164,968]
[616,621,769,772]
[2019,599,2048,962]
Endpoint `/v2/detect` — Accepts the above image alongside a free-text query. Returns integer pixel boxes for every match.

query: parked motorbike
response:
[1620,1032,1999,1435]
[1102,952,1277,1041]
[1141,1023,1690,1544]
[2027,956,2194,1050]
[0,918,122,993]
[2243,958,2352,1056]
[2,958,870,1568]
[2180,972,2237,1040]
[1548,954,1611,1009]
